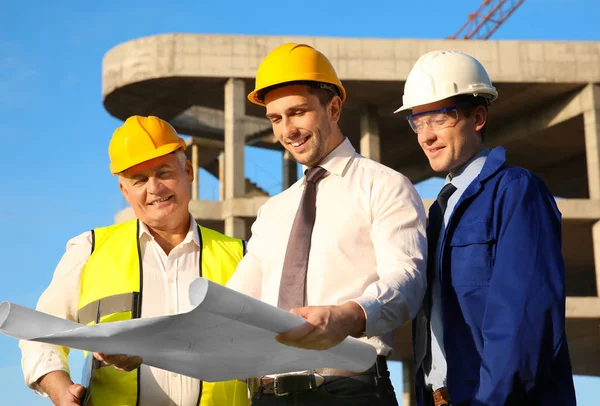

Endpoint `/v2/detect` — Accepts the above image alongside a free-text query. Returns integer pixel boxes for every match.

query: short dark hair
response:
[452,95,489,141]
[307,85,336,107]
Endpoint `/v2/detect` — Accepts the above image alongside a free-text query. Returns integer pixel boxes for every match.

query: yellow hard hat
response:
[108,115,186,174]
[248,43,346,106]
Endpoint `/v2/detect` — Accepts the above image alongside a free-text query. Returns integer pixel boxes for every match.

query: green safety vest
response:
[77,219,248,406]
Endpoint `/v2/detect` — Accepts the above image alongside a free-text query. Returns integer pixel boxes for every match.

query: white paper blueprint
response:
[0,278,377,381]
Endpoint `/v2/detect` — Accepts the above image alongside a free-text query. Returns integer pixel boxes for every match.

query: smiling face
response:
[413,97,487,174]
[265,84,343,168]
[118,152,193,230]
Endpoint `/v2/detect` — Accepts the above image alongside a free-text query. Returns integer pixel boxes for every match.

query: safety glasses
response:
[406,102,471,133]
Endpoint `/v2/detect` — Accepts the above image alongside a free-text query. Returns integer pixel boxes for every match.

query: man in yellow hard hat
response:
[19,116,248,406]
[226,43,428,405]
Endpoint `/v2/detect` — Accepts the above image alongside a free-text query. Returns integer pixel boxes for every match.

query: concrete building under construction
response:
[102,33,600,402]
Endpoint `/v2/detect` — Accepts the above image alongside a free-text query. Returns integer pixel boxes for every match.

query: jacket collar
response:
[477,146,506,183]
[456,146,507,205]
[447,148,489,192]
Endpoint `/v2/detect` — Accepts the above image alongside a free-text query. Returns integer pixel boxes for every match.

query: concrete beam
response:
[557,199,600,221]
[186,196,600,221]
[566,297,600,318]
[188,200,224,221]
[421,198,600,222]
[103,35,600,97]
[173,105,271,136]
[224,79,247,238]
[246,127,278,146]
[188,197,270,220]
[185,136,226,149]
[485,87,591,148]
[360,105,381,162]
[195,196,600,223]
[223,197,270,218]
[171,105,279,149]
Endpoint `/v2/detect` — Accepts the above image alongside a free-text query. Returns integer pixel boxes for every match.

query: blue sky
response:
[1,0,598,404]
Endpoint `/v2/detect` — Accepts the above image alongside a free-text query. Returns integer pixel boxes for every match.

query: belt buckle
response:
[272,372,324,396]
[273,377,289,397]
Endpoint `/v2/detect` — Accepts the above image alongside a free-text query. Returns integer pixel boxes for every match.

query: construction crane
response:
[448,0,525,40]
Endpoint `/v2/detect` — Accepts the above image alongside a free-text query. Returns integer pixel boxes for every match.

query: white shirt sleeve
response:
[351,173,428,337]
[19,231,92,396]
[226,207,264,300]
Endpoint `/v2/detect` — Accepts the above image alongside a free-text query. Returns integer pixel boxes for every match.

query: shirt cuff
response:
[349,296,379,338]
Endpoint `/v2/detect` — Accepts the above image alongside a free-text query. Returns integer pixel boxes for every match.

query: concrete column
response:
[191,144,199,201]
[360,105,381,162]
[282,150,297,190]
[224,78,246,238]
[582,84,600,296]
[583,84,600,199]
[403,362,415,406]
[219,151,225,202]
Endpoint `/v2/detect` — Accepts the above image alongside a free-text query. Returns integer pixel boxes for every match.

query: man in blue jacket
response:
[396,50,576,406]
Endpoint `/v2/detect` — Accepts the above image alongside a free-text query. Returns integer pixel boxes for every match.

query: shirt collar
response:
[138,215,201,247]
[446,148,489,191]
[299,137,355,185]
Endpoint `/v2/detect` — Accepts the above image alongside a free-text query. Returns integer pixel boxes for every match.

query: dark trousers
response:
[251,374,399,406]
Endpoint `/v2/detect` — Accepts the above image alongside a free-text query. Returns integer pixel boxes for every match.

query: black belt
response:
[253,355,388,397]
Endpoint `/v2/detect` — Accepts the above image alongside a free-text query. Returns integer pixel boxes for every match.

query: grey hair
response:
[174,150,187,169]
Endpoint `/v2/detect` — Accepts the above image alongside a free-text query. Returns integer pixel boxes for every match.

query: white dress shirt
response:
[20,216,208,406]
[227,138,427,356]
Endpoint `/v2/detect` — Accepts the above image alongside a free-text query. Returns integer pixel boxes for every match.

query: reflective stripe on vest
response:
[78,219,248,406]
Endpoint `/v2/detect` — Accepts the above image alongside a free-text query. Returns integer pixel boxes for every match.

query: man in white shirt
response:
[226,43,427,405]
[19,116,248,406]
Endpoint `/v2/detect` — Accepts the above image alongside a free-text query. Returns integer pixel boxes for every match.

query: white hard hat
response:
[394,50,498,113]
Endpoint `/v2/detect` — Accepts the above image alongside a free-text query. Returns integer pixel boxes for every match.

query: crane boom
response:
[448,0,525,40]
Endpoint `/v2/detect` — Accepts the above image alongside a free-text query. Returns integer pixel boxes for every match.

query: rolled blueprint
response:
[0,278,377,381]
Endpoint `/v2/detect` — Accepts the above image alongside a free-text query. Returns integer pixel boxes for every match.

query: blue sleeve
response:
[472,174,567,405]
